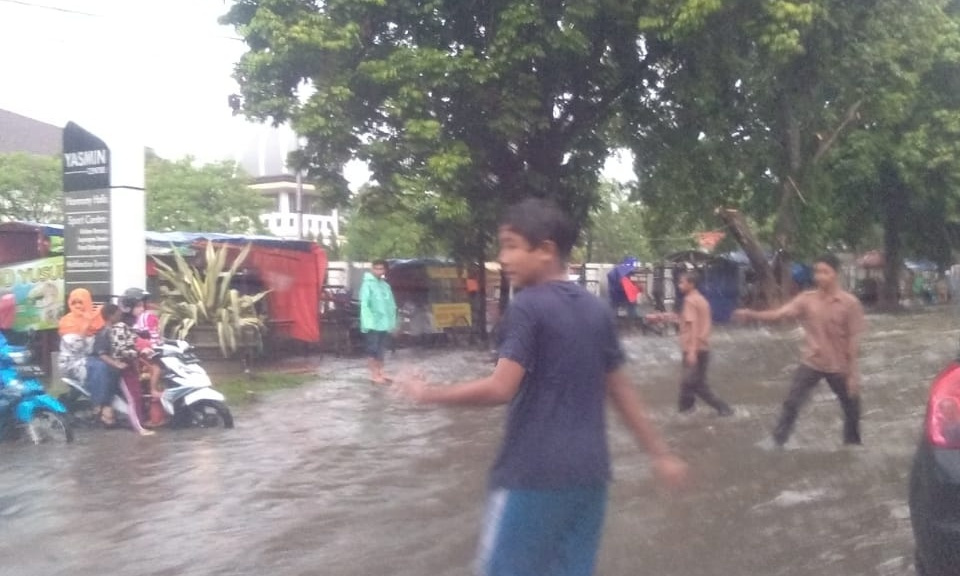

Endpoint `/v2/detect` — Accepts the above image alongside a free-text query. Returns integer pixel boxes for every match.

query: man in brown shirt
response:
[678,271,733,416]
[734,253,864,446]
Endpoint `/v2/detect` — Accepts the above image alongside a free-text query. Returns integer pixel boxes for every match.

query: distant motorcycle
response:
[61,339,233,429]
[0,333,73,444]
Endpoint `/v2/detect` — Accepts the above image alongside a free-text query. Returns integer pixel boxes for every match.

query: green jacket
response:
[359,272,397,333]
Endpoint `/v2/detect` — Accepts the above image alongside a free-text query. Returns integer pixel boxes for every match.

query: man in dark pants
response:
[734,253,865,447]
[677,271,734,416]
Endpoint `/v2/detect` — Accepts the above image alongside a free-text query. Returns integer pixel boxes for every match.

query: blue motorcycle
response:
[0,333,73,444]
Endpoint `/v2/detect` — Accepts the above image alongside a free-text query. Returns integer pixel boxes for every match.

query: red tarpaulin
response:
[245,243,328,343]
[153,241,328,343]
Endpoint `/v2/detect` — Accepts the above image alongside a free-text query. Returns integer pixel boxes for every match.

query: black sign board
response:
[63,122,110,192]
[63,122,112,298]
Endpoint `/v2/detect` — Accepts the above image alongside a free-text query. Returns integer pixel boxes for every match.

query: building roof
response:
[233,122,301,178]
[0,109,62,155]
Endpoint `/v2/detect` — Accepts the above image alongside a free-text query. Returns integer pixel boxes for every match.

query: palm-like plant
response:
[152,242,269,358]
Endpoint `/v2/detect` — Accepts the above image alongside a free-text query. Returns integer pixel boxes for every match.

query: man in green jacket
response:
[360,260,398,383]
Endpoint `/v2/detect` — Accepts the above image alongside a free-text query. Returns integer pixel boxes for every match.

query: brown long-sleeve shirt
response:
[781,289,865,374]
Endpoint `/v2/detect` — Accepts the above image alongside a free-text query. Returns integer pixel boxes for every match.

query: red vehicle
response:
[909,359,960,575]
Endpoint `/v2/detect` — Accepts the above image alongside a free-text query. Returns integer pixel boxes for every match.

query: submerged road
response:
[1,308,953,575]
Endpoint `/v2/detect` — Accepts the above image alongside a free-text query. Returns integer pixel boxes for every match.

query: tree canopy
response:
[221,0,660,263]
[223,0,960,309]
[628,0,959,300]
[145,154,270,233]
[0,152,62,223]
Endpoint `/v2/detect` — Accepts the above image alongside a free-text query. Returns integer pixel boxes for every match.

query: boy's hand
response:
[684,350,697,366]
[652,454,689,491]
[393,368,430,403]
[731,309,751,323]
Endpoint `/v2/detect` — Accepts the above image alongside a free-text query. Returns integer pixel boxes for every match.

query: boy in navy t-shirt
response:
[396,198,687,576]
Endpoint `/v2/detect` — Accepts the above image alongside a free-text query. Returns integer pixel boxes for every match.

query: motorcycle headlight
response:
[7,350,30,365]
[3,379,24,394]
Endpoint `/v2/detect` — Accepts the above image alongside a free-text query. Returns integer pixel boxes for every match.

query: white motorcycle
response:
[61,339,234,429]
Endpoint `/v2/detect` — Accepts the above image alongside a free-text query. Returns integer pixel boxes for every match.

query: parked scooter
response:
[61,339,233,429]
[0,332,74,444]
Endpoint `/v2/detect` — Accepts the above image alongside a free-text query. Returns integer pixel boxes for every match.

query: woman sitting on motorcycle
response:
[85,304,123,427]
[58,288,104,385]
[98,303,154,436]
[123,288,166,428]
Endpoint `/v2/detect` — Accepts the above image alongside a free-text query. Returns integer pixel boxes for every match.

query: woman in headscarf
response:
[58,288,104,385]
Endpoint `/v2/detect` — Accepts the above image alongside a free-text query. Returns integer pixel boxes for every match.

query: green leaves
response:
[222,0,654,265]
[152,242,269,358]
[0,153,62,223]
[145,155,271,233]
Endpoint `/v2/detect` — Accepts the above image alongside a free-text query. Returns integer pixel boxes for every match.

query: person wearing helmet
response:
[123,288,167,427]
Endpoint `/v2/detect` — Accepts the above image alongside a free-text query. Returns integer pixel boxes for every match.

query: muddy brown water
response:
[0,308,953,576]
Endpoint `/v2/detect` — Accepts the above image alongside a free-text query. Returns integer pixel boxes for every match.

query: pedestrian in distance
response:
[395,197,687,576]
[733,253,864,447]
[676,270,734,417]
[360,259,398,384]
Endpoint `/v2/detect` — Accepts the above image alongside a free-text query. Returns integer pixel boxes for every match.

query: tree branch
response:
[812,99,864,165]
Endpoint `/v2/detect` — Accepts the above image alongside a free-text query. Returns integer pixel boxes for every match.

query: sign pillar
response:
[62,122,145,302]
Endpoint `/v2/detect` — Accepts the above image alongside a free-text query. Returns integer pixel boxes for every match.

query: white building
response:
[234,123,339,243]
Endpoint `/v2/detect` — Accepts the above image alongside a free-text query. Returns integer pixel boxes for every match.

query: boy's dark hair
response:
[815,253,841,272]
[372,259,388,269]
[500,198,579,260]
[679,270,700,287]
[100,303,119,321]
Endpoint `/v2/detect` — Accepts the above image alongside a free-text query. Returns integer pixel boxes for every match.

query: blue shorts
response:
[365,331,390,360]
[475,486,607,576]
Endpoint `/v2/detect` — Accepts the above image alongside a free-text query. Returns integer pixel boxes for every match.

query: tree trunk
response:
[879,161,907,311]
[716,208,780,309]
[475,247,488,344]
[774,93,803,302]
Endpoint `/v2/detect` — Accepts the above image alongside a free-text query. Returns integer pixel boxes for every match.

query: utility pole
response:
[296,168,303,239]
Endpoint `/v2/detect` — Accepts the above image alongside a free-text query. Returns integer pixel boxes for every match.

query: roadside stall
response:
[386,259,473,346]
[145,232,328,351]
[0,222,65,373]
[665,250,741,323]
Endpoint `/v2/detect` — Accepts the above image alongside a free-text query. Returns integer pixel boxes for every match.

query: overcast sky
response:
[0,0,634,187]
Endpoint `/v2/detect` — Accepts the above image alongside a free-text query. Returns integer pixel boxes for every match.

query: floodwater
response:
[1,308,954,576]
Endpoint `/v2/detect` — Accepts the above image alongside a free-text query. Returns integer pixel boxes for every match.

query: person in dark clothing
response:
[677,271,733,417]
[85,304,124,427]
[395,198,687,576]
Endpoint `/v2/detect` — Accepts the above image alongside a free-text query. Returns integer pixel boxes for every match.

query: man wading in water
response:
[677,270,734,417]
[733,253,865,447]
[396,198,687,576]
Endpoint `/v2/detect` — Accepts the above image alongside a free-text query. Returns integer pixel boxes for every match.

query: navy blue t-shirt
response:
[490,280,626,490]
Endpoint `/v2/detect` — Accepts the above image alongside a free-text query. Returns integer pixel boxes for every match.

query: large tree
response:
[145,154,270,233]
[630,0,953,305]
[222,0,664,327]
[0,152,62,223]
[342,185,447,260]
[827,5,960,308]
[580,180,654,263]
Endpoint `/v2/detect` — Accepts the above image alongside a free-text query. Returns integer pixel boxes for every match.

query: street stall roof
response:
[906,259,938,273]
[0,221,64,237]
[145,231,317,252]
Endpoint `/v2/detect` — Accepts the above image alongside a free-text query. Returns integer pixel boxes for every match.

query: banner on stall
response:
[431,303,472,329]
[0,256,66,331]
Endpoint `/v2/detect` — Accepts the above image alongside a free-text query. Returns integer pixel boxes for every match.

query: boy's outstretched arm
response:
[732,296,800,324]
[395,358,524,406]
[606,368,688,489]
